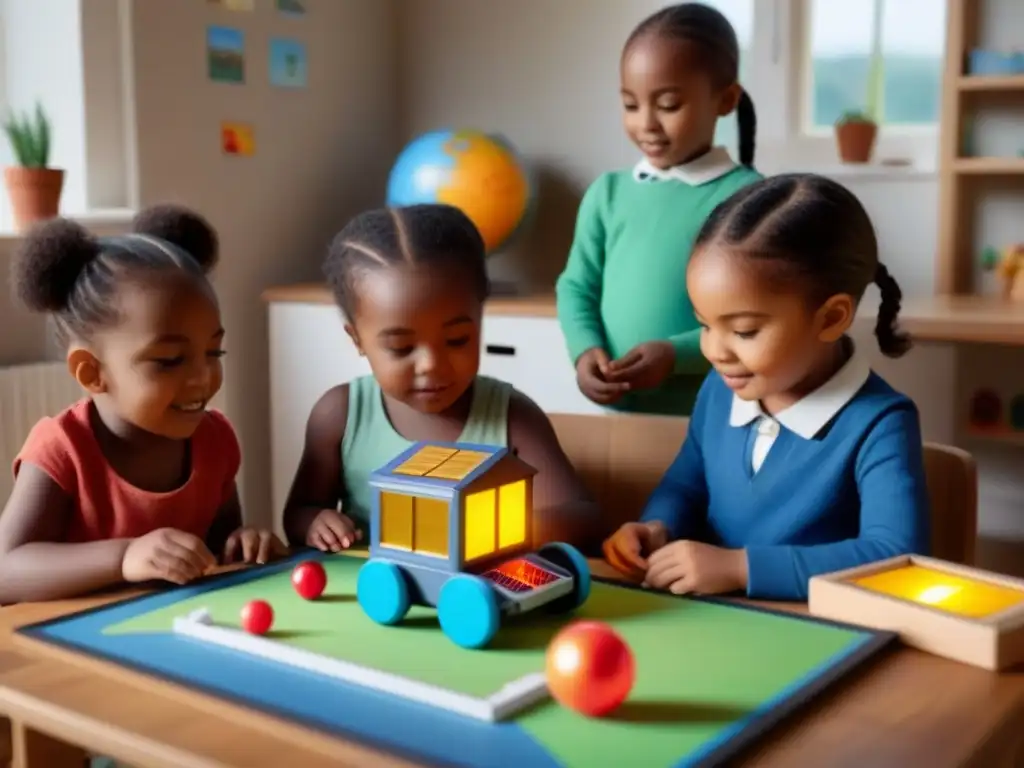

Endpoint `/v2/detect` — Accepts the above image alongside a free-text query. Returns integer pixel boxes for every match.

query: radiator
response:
[0,362,82,503]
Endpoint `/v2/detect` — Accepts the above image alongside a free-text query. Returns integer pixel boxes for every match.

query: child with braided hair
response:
[603,174,931,601]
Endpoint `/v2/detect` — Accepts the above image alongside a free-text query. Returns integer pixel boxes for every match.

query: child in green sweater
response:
[556,3,762,416]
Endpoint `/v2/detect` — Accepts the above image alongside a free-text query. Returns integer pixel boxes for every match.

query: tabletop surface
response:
[0,559,1021,768]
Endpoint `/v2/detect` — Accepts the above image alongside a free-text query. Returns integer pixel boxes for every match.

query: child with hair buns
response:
[0,206,286,604]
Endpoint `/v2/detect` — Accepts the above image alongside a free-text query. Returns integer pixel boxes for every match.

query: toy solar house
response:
[357,441,591,648]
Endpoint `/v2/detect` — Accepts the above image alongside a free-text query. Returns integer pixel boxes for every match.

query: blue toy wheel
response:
[357,559,411,625]
[437,574,500,649]
[537,542,591,612]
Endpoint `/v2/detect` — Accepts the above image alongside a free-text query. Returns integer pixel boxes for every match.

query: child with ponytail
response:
[557,2,762,415]
[603,174,931,601]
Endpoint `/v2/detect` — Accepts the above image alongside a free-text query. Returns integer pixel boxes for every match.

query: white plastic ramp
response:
[172,608,549,722]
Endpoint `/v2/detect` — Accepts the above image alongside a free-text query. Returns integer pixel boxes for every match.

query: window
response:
[465,489,496,561]
[380,492,414,551]
[464,480,528,562]
[497,481,527,549]
[803,0,946,132]
[379,491,449,558]
[709,0,948,172]
[0,1,136,230]
[705,0,754,156]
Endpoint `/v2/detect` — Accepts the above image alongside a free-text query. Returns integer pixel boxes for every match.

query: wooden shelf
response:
[953,157,1024,175]
[962,428,1024,448]
[894,295,1024,346]
[958,74,1024,92]
[936,1,1024,296]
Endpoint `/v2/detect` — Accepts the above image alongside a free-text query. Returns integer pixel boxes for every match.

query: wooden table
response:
[0,562,1022,768]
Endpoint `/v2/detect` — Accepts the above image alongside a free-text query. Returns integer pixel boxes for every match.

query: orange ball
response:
[545,620,635,717]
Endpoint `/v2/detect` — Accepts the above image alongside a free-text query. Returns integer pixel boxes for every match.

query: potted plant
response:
[834,110,878,164]
[3,102,64,231]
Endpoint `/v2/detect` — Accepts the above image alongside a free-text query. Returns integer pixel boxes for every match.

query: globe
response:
[386,130,532,254]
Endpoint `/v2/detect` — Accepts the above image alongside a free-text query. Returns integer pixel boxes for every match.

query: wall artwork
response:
[276,0,307,17]
[221,122,256,156]
[208,0,254,11]
[207,26,245,84]
[269,38,307,88]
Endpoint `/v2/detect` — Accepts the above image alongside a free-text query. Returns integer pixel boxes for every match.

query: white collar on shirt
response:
[632,146,737,186]
[728,340,872,439]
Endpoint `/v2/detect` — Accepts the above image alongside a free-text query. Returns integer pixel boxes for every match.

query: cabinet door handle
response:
[485,344,516,356]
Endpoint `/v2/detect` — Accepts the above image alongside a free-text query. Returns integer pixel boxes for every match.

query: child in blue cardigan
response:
[602,174,931,601]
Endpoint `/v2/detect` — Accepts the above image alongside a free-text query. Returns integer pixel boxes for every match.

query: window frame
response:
[0,0,137,230]
[739,0,941,174]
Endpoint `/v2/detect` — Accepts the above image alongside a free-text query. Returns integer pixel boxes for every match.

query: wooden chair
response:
[922,442,978,565]
[548,413,979,565]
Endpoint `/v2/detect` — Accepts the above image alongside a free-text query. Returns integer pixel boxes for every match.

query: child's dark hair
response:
[626,3,756,166]
[324,203,490,319]
[13,205,219,342]
[695,173,911,358]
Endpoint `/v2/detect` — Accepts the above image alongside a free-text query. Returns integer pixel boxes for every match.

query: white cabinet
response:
[479,315,605,416]
[267,301,599,520]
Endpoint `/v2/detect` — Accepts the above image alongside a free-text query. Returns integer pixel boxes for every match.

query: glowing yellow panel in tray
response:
[851,565,1024,619]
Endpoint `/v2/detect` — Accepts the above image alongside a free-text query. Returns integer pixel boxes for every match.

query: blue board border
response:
[14,550,897,768]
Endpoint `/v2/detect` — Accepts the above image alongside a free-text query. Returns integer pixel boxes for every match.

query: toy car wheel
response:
[357,559,411,625]
[437,574,500,649]
[537,542,591,612]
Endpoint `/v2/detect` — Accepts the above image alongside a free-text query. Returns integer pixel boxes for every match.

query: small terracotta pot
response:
[835,121,878,164]
[3,167,64,231]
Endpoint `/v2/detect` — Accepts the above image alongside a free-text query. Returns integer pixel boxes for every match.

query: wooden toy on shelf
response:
[809,554,1024,671]
[989,244,1024,301]
[981,244,1024,300]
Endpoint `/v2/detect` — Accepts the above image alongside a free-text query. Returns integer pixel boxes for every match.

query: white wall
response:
[126,0,400,529]
[398,0,1024,573]
[0,0,401,533]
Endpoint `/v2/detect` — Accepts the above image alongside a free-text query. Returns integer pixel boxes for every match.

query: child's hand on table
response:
[121,528,217,585]
[643,541,748,596]
[605,340,675,390]
[602,521,669,580]
[576,347,630,405]
[223,527,289,565]
[306,508,362,552]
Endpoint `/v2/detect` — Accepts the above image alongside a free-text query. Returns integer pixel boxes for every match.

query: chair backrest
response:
[548,413,978,564]
[922,442,978,564]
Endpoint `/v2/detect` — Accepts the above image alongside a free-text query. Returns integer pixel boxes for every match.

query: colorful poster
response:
[207,26,245,84]
[269,38,307,88]
[221,122,256,156]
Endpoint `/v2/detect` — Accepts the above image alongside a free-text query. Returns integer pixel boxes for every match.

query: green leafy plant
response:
[835,109,877,126]
[3,103,52,168]
[981,246,1001,271]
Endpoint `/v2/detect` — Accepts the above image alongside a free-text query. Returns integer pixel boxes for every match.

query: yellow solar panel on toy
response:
[425,450,492,480]
[392,446,457,476]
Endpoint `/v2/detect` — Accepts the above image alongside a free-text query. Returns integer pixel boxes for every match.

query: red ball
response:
[292,560,327,600]
[241,600,274,635]
[545,620,635,717]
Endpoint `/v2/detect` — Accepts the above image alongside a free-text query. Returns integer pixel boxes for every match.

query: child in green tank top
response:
[556,3,762,416]
[282,204,602,555]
